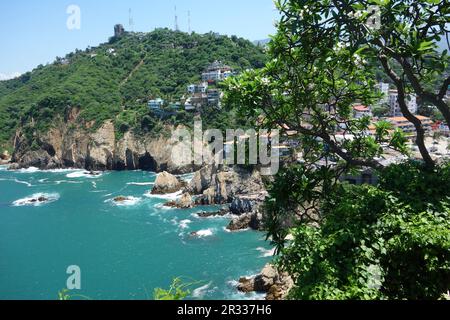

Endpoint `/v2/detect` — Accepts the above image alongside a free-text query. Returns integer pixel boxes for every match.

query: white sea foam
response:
[14,179,33,187]
[105,196,142,207]
[17,167,40,173]
[192,282,214,299]
[46,168,82,173]
[191,212,233,220]
[223,226,250,233]
[225,279,266,300]
[126,182,154,186]
[0,165,7,171]
[194,229,214,238]
[144,190,182,200]
[0,178,33,187]
[66,171,103,179]
[12,193,60,207]
[256,247,276,258]
[54,180,84,185]
[179,219,192,230]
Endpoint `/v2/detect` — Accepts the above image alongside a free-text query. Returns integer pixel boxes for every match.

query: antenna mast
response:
[174,6,179,31]
[188,10,191,33]
[129,8,134,31]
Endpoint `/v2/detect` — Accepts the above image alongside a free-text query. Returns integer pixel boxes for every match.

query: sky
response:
[0,0,279,79]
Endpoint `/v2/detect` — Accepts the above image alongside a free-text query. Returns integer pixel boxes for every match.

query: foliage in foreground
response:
[272,162,450,300]
[153,277,201,301]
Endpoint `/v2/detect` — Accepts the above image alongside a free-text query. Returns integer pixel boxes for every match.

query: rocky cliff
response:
[10,113,198,174]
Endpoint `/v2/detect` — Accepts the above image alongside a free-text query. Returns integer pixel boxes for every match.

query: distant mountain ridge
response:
[253,38,271,47]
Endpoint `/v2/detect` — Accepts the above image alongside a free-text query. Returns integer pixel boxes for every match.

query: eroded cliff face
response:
[11,116,198,174]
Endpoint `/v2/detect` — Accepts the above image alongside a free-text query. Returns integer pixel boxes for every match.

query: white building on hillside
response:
[389,90,418,117]
[377,82,390,104]
[187,82,208,94]
[148,98,164,110]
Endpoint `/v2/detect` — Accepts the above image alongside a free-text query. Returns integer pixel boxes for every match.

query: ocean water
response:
[0,165,274,300]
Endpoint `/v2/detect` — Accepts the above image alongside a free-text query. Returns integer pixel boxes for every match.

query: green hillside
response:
[0,28,267,150]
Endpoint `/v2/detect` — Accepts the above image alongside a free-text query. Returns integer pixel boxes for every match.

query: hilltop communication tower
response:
[174,6,179,31]
[188,10,191,33]
[129,8,134,31]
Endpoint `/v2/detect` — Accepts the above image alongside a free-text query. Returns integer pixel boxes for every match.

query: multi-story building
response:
[353,105,373,119]
[201,61,233,83]
[377,82,390,104]
[187,82,208,94]
[389,90,418,117]
[114,24,125,38]
[184,99,195,111]
[148,98,164,110]
[207,89,221,105]
[439,122,449,136]
[387,116,432,137]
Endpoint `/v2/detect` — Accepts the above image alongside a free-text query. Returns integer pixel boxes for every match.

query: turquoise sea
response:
[0,165,274,300]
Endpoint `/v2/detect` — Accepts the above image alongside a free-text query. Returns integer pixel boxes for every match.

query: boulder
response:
[151,171,185,195]
[177,193,193,208]
[186,164,217,195]
[230,197,254,215]
[194,166,267,205]
[227,211,264,232]
[18,150,53,169]
[0,150,10,160]
[237,264,294,300]
[254,265,277,292]
[114,196,129,203]
[266,273,294,300]
[238,277,256,293]
[227,213,252,231]
[196,208,230,218]
[165,193,193,209]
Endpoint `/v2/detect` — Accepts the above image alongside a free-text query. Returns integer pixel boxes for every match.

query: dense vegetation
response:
[226,0,450,300]
[0,28,267,150]
[269,162,450,300]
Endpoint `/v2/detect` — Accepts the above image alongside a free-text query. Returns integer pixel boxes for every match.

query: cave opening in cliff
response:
[138,152,157,172]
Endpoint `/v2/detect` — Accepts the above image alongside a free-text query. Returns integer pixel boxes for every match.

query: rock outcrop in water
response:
[238,264,294,300]
[114,196,132,203]
[152,172,186,195]
[186,164,268,230]
[165,192,194,209]
[0,150,10,165]
[187,165,267,205]
[11,114,199,174]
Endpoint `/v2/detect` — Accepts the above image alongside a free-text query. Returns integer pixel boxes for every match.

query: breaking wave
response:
[12,193,60,207]
[144,190,182,200]
[256,247,276,258]
[105,196,142,207]
[66,171,103,179]
[126,182,154,186]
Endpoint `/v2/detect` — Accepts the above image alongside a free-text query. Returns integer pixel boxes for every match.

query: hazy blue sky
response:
[0,0,279,78]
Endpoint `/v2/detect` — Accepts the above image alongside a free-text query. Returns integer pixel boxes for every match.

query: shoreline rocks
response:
[186,165,268,230]
[238,264,294,300]
[151,171,186,195]
[113,196,131,203]
[227,211,263,231]
[11,121,200,174]
[196,208,230,218]
[0,150,11,164]
[164,192,193,209]
[189,165,266,205]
